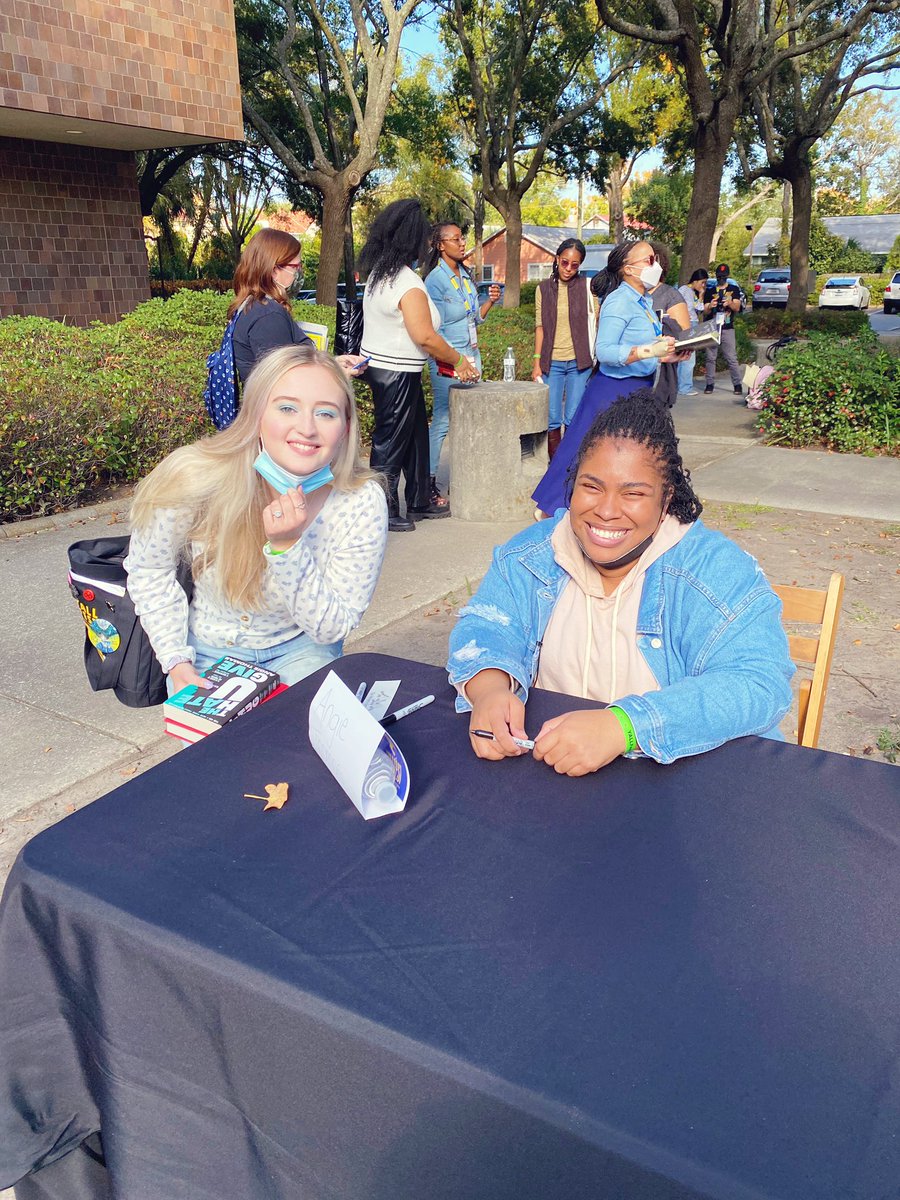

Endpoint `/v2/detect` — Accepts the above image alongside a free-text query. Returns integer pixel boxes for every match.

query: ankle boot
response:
[547,428,562,461]
[385,475,415,532]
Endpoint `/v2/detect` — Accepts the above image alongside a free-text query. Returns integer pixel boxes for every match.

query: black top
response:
[232,297,313,384]
[703,280,742,329]
[2,652,899,1200]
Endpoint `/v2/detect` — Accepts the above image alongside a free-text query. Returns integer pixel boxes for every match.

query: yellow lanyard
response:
[442,263,476,315]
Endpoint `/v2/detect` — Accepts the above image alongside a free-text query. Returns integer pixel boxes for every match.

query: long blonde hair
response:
[131,345,375,610]
[227,228,301,319]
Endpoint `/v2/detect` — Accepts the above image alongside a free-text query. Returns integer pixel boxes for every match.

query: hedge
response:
[756,328,900,455]
[0,291,537,521]
[743,308,871,339]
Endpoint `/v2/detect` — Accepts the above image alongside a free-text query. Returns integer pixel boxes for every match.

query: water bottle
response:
[503,346,516,382]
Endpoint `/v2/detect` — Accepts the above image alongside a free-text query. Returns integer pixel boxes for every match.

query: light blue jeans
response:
[182,630,341,690]
[677,352,698,393]
[428,347,482,474]
[543,359,592,429]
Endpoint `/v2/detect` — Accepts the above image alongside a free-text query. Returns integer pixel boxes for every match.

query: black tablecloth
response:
[1,652,899,1199]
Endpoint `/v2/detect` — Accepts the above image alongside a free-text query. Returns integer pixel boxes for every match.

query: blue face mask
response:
[253,447,334,495]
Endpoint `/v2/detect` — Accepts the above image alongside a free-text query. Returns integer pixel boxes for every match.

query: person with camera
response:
[702,263,744,396]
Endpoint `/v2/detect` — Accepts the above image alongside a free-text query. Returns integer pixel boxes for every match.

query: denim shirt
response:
[424,263,483,352]
[447,515,794,764]
[595,281,661,379]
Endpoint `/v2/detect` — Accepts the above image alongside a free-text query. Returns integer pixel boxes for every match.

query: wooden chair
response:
[772,572,845,749]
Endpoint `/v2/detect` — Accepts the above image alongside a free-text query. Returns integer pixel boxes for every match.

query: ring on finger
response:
[273,509,283,518]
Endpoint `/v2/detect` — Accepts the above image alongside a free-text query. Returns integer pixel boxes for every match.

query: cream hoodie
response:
[536,513,690,703]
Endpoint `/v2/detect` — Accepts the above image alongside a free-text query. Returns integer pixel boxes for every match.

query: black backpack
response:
[67,536,192,708]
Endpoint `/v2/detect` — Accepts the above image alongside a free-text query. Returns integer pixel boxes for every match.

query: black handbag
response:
[334,297,364,357]
[67,536,193,708]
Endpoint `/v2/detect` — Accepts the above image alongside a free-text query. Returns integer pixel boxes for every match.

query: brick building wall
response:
[478,235,553,284]
[0,138,150,323]
[0,0,242,141]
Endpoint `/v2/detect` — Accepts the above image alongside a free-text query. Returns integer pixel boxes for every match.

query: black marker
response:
[380,695,434,726]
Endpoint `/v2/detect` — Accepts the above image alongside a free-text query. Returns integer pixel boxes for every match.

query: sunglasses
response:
[628,253,656,267]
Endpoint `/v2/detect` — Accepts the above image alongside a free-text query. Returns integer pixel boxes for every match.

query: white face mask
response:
[639,260,664,289]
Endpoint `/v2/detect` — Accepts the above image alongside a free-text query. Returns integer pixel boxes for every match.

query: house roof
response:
[478,222,611,256]
[743,213,900,256]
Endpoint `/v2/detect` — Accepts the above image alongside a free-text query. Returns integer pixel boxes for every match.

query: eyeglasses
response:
[278,261,303,273]
[442,236,467,245]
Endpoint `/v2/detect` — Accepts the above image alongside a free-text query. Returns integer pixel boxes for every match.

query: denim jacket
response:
[424,263,483,352]
[447,515,794,764]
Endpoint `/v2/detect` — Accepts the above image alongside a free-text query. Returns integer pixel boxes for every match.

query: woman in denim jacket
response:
[424,222,501,508]
[448,392,793,775]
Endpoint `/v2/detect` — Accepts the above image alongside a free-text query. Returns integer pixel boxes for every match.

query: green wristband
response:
[456,353,466,369]
[264,541,287,556]
[607,706,637,754]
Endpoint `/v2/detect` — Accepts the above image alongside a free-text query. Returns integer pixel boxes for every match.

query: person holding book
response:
[676,269,709,396]
[449,392,793,775]
[230,228,368,389]
[125,344,388,696]
[532,240,684,518]
[424,221,502,510]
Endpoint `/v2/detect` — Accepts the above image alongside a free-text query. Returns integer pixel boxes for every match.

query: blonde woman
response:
[125,345,388,694]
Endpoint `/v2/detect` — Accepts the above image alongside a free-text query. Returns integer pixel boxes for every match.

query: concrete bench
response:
[448,380,550,522]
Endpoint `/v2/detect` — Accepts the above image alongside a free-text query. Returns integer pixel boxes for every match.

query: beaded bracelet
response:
[607,706,638,754]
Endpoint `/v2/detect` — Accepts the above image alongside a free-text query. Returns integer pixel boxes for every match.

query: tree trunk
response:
[606,159,625,243]
[343,201,357,302]
[786,158,813,312]
[317,178,352,304]
[472,189,485,279]
[781,181,791,239]
[502,195,523,307]
[678,121,734,283]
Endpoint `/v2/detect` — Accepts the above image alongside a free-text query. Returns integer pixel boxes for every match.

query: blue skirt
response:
[531,372,650,514]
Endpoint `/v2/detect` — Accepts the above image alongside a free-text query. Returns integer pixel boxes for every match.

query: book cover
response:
[674,319,722,352]
[164,657,281,740]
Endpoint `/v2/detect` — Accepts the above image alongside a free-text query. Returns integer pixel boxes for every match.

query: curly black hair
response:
[566,389,703,524]
[358,199,431,290]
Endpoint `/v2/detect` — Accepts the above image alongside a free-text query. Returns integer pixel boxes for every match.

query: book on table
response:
[164,656,285,742]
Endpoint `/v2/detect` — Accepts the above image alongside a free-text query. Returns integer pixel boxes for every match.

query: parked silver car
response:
[751,268,790,308]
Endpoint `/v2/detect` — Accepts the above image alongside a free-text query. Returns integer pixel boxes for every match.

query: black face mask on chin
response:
[597,500,668,572]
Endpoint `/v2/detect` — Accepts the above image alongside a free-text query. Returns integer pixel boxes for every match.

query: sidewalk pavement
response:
[1,376,898,836]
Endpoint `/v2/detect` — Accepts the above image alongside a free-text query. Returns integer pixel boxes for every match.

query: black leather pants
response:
[366,366,430,514]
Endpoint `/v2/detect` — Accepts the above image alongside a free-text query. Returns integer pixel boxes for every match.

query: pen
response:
[380,695,435,726]
[355,682,367,701]
[472,729,535,751]
[352,355,372,373]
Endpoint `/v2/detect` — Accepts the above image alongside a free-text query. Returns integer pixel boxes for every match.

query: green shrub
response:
[743,308,870,338]
[518,281,539,306]
[150,279,233,298]
[0,292,351,521]
[756,330,900,454]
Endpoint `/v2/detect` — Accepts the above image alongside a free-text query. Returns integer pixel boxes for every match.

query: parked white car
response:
[883,271,900,315]
[818,275,870,310]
